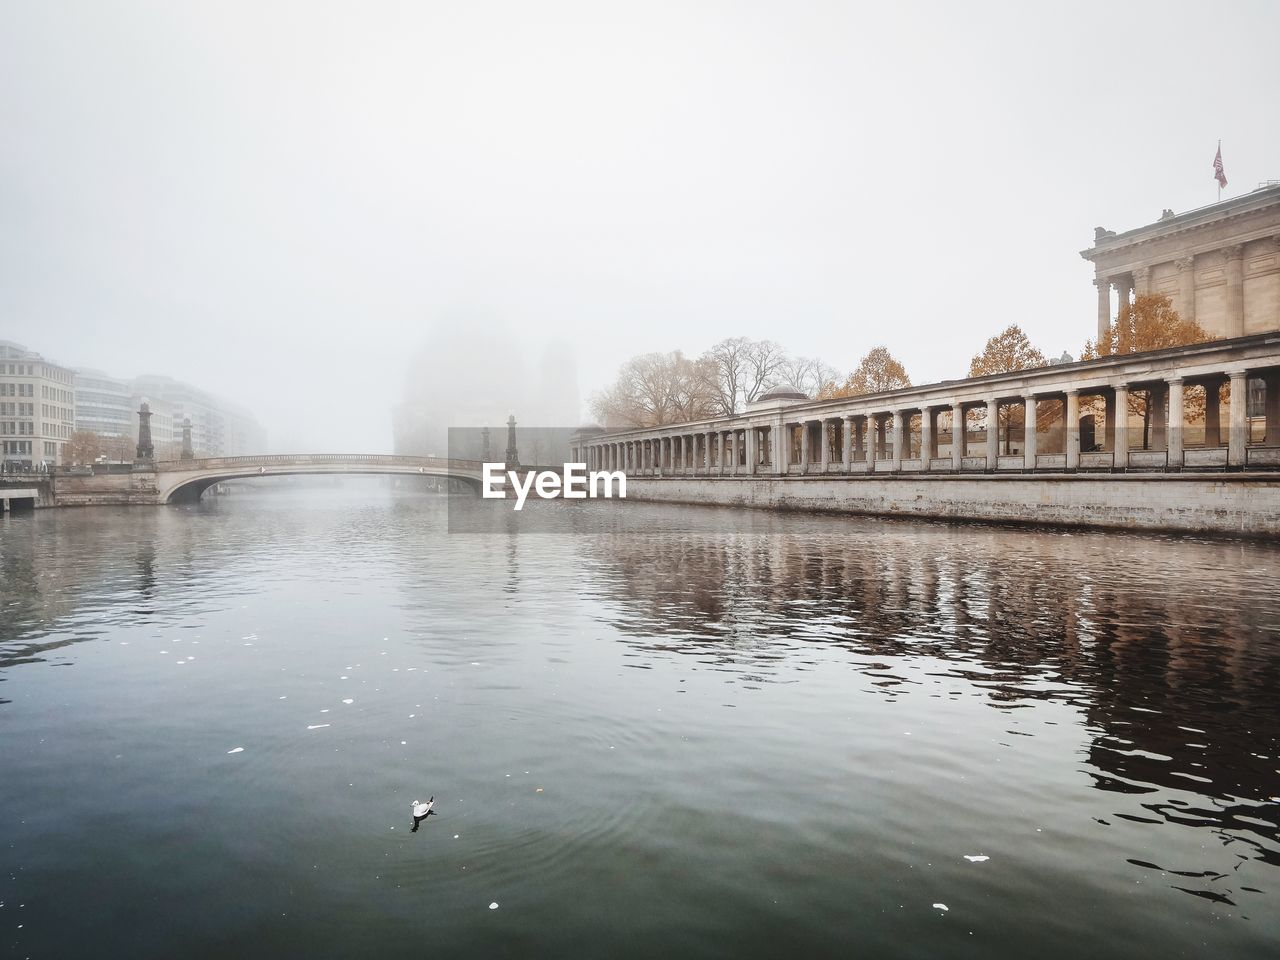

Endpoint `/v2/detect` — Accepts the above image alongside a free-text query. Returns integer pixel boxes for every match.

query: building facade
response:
[1082,182,1280,344]
[128,375,264,458]
[0,340,76,469]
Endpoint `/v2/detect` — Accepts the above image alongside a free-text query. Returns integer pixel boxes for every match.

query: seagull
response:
[411,796,435,832]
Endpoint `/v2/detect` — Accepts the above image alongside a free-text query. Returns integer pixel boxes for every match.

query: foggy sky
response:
[2,1,1277,451]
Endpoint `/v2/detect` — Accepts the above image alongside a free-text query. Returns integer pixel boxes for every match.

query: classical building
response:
[1082,181,1280,344]
[0,340,76,468]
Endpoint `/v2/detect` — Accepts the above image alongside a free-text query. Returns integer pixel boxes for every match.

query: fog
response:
[2,0,1276,451]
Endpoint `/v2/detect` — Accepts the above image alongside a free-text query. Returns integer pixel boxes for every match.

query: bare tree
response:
[741,339,789,403]
[589,351,714,428]
[696,337,790,415]
[775,356,841,399]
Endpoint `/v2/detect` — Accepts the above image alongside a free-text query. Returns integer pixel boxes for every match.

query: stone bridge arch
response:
[154,454,486,504]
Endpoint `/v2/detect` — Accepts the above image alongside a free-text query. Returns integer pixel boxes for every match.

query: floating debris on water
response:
[227,747,244,754]
[307,724,330,730]
[933,903,949,911]
[489,902,499,910]
[964,855,989,862]
[342,699,354,705]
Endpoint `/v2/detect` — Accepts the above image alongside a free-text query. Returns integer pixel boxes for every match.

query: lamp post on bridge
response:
[505,415,520,471]
[135,402,154,464]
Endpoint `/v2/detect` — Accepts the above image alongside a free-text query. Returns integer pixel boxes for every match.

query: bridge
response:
[155,454,486,503]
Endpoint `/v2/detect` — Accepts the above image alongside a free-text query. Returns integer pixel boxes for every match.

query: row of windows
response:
[40,404,71,421]
[40,385,72,403]
[2,441,32,455]
[0,403,34,416]
[0,383,34,397]
[0,360,71,384]
[0,421,72,438]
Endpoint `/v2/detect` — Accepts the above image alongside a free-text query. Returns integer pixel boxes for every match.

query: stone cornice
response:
[1080,183,1280,263]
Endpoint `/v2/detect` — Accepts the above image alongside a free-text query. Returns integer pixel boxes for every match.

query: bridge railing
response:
[151,454,485,472]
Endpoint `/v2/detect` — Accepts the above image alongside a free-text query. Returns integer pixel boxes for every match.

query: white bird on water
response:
[411,796,435,832]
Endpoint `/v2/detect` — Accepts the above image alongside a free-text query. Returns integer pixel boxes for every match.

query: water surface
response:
[2,488,1278,958]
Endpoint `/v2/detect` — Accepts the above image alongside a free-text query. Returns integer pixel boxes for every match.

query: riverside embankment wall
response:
[623,474,1280,537]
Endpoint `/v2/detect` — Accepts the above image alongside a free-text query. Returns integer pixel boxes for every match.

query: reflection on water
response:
[1,488,1278,958]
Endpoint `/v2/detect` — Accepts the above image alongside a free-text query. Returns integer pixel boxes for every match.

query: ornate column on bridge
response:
[951,403,965,469]
[1167,379,1184,469]
[1023,395,1037,468]
[505,415,519,470]
[180,418,193,460]
[135,402,154,462]
[1228,371,1248,467]
[1065,390,1080,470]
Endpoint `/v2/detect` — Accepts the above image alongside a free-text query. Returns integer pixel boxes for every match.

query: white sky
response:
[2,0,1277,450]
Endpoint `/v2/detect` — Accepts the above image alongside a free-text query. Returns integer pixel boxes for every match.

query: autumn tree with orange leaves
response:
[1082,293,1214,447]
[967,325,1050,452]
[819,346,912,399]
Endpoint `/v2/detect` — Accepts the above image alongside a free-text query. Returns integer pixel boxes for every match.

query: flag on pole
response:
[1213,141,1228,189]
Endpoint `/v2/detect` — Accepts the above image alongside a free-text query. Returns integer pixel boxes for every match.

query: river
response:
[2,486,1278,958]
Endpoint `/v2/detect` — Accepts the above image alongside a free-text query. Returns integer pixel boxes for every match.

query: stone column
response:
[1065,390,1080,470]
[1265,373,1280,446]
[728,431,737,476]
[1133,265,1151,296]
[776,421,788,474]
[746,428,757,475]
[677,436,686,472]
[856,417,868,464]
[984,399,999,468]
[1167,379,1184,469]
[951,403,964,468]
[1104,391,1116,452]
[1204,381,1221,448]
[799,421,810,475]
[1114,385,1129,469]
[921,407,935,463]
[1224,245,1245,338]
[704,431,713,471]
[842,416,853,471]
[890,411,903,471]
[875,415,887,463]
[1023,395,1037,468]
[1150,384,1167,451]
[1094,276,1111,349]
[819,420,830,473]
[1116,274,1133,311]
[1228,371,1247,466]
[1176,257,1196,325]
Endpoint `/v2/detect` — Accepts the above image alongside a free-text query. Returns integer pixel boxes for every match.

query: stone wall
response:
[49,471,161,507]
[623,475,1280,537]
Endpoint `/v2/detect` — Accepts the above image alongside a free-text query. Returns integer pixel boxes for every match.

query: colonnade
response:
[573,337,1280,476]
